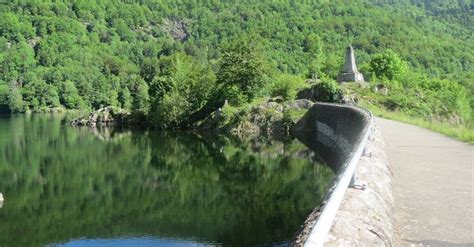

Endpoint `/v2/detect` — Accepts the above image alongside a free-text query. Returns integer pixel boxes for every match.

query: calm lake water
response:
[0,115,334,247]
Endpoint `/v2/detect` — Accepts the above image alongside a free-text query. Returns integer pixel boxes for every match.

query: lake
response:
[0,114,334,246]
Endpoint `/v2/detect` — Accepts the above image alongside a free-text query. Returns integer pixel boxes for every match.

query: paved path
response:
[376,118,473,246]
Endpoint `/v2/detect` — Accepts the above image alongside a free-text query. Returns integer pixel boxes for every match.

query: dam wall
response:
[291,103,393,246]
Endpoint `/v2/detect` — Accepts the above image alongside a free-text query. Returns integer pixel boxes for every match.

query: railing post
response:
[349,173,366,190]
[349,174,357,187]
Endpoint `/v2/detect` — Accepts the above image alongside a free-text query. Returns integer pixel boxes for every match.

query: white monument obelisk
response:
[337,45,364,83]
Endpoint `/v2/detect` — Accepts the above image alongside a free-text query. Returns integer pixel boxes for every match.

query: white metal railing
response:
[304,106,374,247]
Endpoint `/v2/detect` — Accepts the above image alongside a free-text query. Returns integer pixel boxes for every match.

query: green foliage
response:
[217,37,269,105]
[131,78,150,114]
[151,89,191,129]
[0,82,8,111]
[109,90,120,108]
[372,73,472,123]
[363,102,474,143]
[282,108,308,131]
[220,103,242,126]
[119,87,132,110]
[348,69,472,138]
[417,78,471,121]
[0,13,35,40]
[268,74,308,101]
[220,84,249,106]
[149,53,216,128]
[22,77,60,110]
[0,41,36,83]
[0,1,471,128]
[313,81,343,103]
[7,83,24,113]
[369,50,407,81]
[305,34,334,79]
[59,80,85,109]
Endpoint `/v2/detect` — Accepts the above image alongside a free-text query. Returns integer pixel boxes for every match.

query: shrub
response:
[312,80,343,103]
[375,77,471,124]
[150,90,191,129]
[418,79,471,121]
[7,83,24,113]
[222,84,249,106]
[268,74,307,100]
[217,36,269,104]
[22,78,60,109]
[148,53,217,128]
[369,50,407,81]
[119,87,132,110]
[132,80,150,114]
[59,80,85,109]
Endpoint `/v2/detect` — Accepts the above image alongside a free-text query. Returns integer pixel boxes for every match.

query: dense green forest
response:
[0,0,472,128]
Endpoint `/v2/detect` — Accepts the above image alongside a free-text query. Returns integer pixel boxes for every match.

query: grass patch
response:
[283,108,307,123]
[362,101,474,143]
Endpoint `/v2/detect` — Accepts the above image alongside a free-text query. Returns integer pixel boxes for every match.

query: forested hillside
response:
[0,0,472,128]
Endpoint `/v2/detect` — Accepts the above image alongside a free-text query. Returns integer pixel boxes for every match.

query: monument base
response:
[337,72,364,83]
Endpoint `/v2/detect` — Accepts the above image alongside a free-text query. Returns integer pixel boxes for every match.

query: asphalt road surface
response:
[377,117,473,246]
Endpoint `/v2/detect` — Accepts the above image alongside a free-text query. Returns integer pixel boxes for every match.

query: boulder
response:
[342,94,359,105]
[296,85,333,102]
[196,99,314,139]
[374,83,389,96]
[296,87,314,101]
[256,101,284,113]
[283,99,314,110]
[268,96,285,103]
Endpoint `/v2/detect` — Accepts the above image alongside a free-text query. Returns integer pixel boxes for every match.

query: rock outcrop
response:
[296,84,344,103]
[196,99,315,139]
[70,107,130,127]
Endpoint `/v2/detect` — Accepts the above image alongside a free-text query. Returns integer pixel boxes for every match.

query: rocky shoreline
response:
[69,99,317,139]
[69,106,131,127]
[194,98,315,139]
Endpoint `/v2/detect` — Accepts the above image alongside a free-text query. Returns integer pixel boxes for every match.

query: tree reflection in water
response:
[0,115,334,247]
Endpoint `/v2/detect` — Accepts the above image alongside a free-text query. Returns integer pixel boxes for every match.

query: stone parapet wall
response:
[326,123,393,246]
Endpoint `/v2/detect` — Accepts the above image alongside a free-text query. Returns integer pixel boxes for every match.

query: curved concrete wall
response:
[291,103,370,173]
[291,103,393,246]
